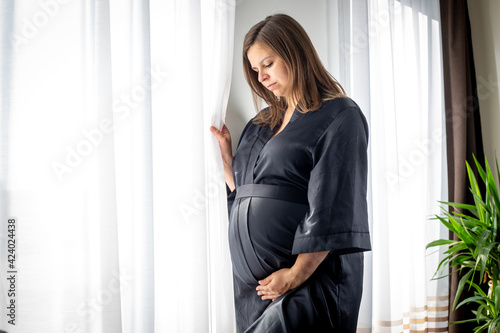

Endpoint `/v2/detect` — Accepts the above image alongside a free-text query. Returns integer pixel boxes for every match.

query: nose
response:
[258,71,267,83]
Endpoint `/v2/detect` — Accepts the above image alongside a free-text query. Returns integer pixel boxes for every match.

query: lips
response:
[267,83,276,90]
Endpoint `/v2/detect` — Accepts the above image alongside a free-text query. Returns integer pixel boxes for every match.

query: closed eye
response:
[252,61,273,73]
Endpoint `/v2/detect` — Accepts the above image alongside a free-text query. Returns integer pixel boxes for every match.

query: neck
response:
[286,98,298,114]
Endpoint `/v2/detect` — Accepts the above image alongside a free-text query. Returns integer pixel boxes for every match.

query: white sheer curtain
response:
[328,0,449,332]
[0,0,235,332]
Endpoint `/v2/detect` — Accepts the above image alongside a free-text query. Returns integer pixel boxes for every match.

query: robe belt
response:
[235,184,308,205]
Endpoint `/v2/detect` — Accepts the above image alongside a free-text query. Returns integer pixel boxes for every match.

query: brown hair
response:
[243,14,346,129]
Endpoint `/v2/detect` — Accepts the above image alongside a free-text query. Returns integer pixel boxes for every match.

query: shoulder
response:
[319,97,362,119]
[311,98,369,159]
[244,106,271,133]
[305,97,368,136]
[236,108,269,147]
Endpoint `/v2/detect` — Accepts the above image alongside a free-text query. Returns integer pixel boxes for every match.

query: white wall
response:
[226,0,329,149]
[468,0,500,166]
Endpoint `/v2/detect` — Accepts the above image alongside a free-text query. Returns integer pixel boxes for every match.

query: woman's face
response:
[247,42,290,99]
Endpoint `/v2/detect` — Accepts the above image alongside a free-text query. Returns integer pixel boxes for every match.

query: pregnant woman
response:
[211,14,371,333]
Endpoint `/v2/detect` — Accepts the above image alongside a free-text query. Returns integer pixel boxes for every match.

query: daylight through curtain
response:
[328,0,449,331]
[0,0,235,332]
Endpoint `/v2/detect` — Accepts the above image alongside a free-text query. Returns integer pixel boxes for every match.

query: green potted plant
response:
[427,156,500,332]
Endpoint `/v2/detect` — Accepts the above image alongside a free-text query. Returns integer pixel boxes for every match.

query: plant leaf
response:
[456,295,491,309]
[453,269,474,310]
[495,284,500,315]
[426,239,458,249]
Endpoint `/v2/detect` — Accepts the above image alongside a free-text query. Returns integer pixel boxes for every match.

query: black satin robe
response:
[227,97,371,333]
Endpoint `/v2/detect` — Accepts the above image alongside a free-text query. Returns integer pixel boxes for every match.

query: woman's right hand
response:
[210,125,235,191]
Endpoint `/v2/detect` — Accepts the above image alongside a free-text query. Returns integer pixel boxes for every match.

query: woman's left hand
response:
[256,268,302,301]
[256,251,330,301]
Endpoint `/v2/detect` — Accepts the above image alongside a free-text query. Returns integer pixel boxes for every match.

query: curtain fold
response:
[328,0,449,331]
[439,1,485,331]
[108,0,155,331]
[0,0,16,326]
[201,0,236,331]
[0,0,235,332]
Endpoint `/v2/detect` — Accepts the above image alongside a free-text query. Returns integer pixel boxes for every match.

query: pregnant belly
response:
[247,197,309,273]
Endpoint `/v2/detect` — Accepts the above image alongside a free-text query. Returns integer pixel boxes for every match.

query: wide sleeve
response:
[291,107,371,255]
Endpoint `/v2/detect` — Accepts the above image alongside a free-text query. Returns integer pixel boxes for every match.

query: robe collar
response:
[289,107,302,124]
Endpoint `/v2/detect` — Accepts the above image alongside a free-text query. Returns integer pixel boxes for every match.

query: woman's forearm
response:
[290,251,329,284]
[256,250,330,301]
[224,159,235,192]
[209,125,235,191]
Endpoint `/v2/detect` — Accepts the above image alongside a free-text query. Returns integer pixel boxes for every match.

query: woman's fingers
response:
[256,274,280,300]
[258,275,272,286]
[220,124,230,135]
[255,268,300,301]
[258,290,280,301]
[211,125,232,151]
[210,125,231,143]
[210,126,222,139]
